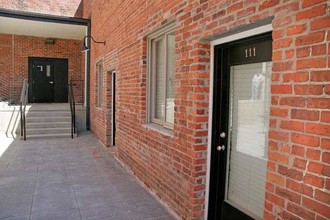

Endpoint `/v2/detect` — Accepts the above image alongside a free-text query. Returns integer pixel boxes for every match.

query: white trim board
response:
[204,23,273,220]
[210,24,272,46]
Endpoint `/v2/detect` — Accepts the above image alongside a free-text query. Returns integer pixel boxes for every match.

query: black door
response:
[53,59,68,103]
[208,33,272,220]
[112,71,116,146]
[29,59,54,103]
[29,58,68,103]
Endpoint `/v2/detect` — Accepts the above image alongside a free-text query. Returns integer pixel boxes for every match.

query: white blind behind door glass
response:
[226,62,272,219]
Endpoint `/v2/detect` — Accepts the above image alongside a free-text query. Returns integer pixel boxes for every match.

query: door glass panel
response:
[46,65,51,77]
[226,62,272,219]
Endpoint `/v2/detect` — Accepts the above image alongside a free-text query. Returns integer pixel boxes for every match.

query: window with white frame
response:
[148,24,176,129]
[96,63,103,107]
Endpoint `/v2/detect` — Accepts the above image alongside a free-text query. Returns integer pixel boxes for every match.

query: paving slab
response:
[0,132,175,220]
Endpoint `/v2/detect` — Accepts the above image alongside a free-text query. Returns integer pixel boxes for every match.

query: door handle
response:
[217,145,225,151]
[49,81,54,84]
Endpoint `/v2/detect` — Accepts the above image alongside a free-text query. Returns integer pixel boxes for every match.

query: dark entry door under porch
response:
[28,58,68,103]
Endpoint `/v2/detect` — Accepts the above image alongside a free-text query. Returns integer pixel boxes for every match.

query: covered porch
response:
[0,9,91,137]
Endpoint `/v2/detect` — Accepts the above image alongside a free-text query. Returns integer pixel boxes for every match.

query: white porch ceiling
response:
[0,16,86,40]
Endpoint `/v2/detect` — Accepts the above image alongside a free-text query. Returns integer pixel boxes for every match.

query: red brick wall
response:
[0,0,83,17]
[86,0,330,219]
[267,1,330,219]
[0,34,12,100]
[0,33,84,103]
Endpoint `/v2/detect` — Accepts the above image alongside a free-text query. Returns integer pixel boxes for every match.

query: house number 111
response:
[245,47,256,58]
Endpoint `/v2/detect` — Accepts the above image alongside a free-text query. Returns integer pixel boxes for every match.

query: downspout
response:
[10,35,15,103]
[86,21,91,130]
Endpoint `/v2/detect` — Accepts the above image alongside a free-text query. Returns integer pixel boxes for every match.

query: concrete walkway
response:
[0,132,175,220]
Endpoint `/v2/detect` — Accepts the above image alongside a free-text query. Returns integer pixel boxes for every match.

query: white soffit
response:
[0,16,86,40]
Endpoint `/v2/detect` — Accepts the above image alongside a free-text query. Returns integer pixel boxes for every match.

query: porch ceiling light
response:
[82,35,106,52]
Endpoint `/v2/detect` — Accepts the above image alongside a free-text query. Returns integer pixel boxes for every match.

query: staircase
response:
[24,104,73,139]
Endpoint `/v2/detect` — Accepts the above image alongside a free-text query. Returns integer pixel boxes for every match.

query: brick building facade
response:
[1,0,329,219]
[84,0,330,219]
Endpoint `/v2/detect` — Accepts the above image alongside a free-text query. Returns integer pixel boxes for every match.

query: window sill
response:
[143,124,174,137]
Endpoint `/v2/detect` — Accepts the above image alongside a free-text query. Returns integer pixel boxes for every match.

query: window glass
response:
[155,38,165,120]
[149,27,176,128]
[166,33,175,124]
[97,64,103,107]
[226,61,272,218]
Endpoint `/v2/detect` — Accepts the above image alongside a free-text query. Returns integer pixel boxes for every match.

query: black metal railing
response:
[0,96,8,102]
[70,80,84,105]
[69,81,76,139]
[20,79,28,140]
[10,77,26,105]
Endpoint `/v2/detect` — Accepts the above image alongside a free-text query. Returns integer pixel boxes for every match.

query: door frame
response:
[204,24,273,219]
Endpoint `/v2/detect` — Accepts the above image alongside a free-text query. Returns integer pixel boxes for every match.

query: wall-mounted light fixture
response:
[82,35,106,52]
[45,38,55,44]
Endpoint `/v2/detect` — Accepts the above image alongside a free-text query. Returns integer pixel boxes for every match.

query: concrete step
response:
[26,111,71,117]
[26,117,71,123]
[24,133,73,140]
[26,122,71,129]
[27,104,70,111]
[26,127,71,135]
[19,104,77,140]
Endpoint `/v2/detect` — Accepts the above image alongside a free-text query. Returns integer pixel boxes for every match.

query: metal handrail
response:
[0,96,7,102]
[70,79,84,105]
[10,77,26,105]
[68,81,76,139]
[20,79,28,140]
